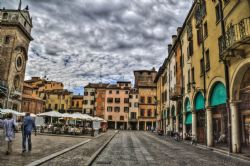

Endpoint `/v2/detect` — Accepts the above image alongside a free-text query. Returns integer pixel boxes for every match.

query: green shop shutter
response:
[185,113,192,125]
[185,99,191,112]
[171,107,176,117]
[195,92,204,111]
[210,82,226,107]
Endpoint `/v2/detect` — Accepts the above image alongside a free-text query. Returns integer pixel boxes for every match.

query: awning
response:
[185,113,192,125]
[195,92,205,111]
[37,111,62,117]
[210,82,226,107]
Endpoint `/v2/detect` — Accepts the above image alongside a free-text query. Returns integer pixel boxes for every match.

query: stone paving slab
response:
[93,131,250,166]
[40,130,115,166]
[27,139,91,166]
[0,132,89,166]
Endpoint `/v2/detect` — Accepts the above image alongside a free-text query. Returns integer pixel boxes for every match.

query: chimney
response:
[177,27,182,36]
[172,35,177,45]
[168,44,172,55]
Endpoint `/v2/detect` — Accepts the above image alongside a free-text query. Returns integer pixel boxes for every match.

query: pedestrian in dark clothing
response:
[22,113,36,153]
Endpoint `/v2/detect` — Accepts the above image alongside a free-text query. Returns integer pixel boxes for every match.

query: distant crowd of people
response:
[0,113,36,155]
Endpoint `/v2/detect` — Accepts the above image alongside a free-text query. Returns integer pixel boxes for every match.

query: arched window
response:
[4,36,11,44]
[14,75,21,90]
[3,13,8,19]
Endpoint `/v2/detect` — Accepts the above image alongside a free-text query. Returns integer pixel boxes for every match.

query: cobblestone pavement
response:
[0,132,89,166]
[41,130,115,166]
[93,131,250,166]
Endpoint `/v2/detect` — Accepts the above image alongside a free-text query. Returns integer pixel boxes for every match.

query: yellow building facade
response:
[156,0,250,153]
[39,89,73,113]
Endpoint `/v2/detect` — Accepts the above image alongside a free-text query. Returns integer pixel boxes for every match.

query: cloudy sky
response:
[1,0,192,94]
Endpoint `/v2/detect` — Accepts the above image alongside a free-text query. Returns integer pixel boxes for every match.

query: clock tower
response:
[0,2,33,111]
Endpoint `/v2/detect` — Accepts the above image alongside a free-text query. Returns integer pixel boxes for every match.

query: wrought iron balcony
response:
[195,0,206,27]
[220,17,250,60]
[170,85,182,101]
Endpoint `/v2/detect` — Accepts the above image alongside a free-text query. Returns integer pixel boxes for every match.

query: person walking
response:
[3,113,17,155]
[22,113,36,153]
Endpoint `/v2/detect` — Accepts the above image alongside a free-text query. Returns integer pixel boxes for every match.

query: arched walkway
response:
[171,105,176,132]
[184,98,192,138]
[230,61,250,152]
[209,82,227,146]
[194,92,205,144]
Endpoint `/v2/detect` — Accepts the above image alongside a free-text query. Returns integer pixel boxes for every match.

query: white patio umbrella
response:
[93,117,104,121]
[82,114,94,121]
[19,112,37,117]
[75,113,94,120]
[37,111,62,123]
[0,109,23,116]
[37,111,62,117]
[61,113,73,118]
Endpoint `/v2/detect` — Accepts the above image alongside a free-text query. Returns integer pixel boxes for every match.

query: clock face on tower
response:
[15,53,24,71]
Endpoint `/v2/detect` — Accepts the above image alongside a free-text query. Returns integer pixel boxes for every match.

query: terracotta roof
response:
[22,94,44,101]
[40,89,73,95]
[154,66,165,83]
[25,78,63,86]
[84,83,109,89]
[106,84,131,90]
[106,84,118,89]
[117,81,131,83]
[23,83,34,89]
[72,95,83,99]
[133,68,157,76]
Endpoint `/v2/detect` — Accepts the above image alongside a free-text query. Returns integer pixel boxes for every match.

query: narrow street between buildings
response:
[93,131,250,166]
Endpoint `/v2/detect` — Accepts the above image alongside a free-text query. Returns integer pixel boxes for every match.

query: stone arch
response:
[230,59,250,101]
[193,91,205,111]
[13,74,21,91]
[183,94,193,111]
[171,104,175,117]
[209,82,227,107]
[207,76,226,106]
[184,97,191,113]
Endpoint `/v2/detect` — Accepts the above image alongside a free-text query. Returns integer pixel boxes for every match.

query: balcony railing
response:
[170,85,182,101]
[220,17,250,59]
[195,0,206,27]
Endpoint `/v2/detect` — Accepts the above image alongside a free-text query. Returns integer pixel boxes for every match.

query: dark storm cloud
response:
[1,0,192,94]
